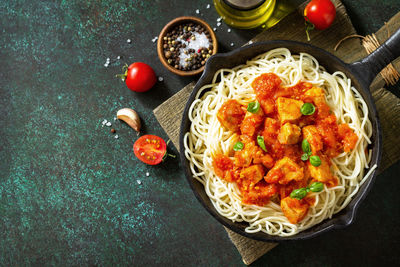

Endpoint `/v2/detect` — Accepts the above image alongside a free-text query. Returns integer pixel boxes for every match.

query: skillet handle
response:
[349,27,400,86]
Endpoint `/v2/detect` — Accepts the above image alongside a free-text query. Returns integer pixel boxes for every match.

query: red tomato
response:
[125,62,156,92]
[133,135,167,165]
[304,0,336,30]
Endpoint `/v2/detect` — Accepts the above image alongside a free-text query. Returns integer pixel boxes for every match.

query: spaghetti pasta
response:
[183,48,375,236]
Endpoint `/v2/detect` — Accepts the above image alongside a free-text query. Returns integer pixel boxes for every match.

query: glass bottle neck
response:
[222,0,266,11]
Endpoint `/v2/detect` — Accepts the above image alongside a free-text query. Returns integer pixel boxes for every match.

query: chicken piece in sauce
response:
[307,154,338,187]
[302,125,323,154]
[217,100,245,132]
[265,156,304,185]
[276,97,304,123]
[278,123,301,145]
[281,197,309,224]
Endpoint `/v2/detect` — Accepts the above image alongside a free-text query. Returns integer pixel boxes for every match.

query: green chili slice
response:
[233,141,244,151]
[257,135,267,152]
[247,101,260,113]
[310,155,322,167]
[301,103,316,115]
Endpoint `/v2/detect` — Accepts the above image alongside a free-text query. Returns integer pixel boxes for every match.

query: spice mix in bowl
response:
[157,16,218,76]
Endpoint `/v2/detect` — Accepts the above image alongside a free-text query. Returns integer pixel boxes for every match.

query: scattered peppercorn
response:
[111,128,116,133]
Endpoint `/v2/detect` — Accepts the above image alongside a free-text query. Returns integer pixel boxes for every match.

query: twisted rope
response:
[334,24,400,86]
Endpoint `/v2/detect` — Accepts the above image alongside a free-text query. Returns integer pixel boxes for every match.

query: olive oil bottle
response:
[213,0,295,29]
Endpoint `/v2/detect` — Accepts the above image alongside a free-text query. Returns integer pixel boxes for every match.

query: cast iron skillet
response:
[179,28,400,242]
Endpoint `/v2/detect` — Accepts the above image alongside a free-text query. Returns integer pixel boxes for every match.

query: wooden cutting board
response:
[153,1,400,264]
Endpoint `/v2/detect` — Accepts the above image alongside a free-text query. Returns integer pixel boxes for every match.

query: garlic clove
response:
[117,108,141,133]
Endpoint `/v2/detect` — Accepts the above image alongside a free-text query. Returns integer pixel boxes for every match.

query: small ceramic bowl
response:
[157,16,218,76]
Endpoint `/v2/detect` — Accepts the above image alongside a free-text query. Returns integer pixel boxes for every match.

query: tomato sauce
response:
[213,73,358,224]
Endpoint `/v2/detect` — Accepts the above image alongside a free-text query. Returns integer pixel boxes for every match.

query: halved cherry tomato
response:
[304,0,336,30]
[133,135,167,165]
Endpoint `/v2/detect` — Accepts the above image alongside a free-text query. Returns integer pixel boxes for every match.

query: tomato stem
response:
[162,140,176,161]
[115,64,129,81]
[162,152,176,161]
[304,17,315,42]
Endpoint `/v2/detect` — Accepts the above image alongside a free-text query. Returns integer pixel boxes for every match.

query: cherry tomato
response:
[133,135,167,165]
[304,0,336,30]
[124,62,156,92]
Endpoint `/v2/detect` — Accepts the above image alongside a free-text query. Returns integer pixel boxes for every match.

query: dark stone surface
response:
[0,0,399,265]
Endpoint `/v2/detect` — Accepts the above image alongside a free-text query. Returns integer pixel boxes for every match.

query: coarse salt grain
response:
[113,117,117,121]
[104,63,108,67]
[158,76,164,82]
[117,56,121,59]
[248,40,253,44]
[177,32,210,67]
[106,122,112,127]
[213,27,217,31]
[206,4,210,8]
[217,22,221,27]
[230,42,234,47]
[227,28,231,33]
[137,180,142,184]
[217,17,222,22]
[146,172,149,177]
[114,134,119,139]
[127,39,131,43]
[102,119,108,127]
[195,9,200,14]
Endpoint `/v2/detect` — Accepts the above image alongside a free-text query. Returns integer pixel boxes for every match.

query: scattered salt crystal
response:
[213,27,217,31]
[127,39,131,43]
[114,134,119,139]
[177,32,211,67]
[217,17,222,22]
[206,4,210,8]
[158,76,164,82]
[248,40,253,44]
[227,28,231,33]
[146,172,150,177]
[230,42,234,47]
[104,63,108,67]
[106,57,110,62]
[217,22,221,27]
[195,9,200,14]
[113,117,117,121]
[152,36,158,43]
[106,122,112,127]
[137,180,142,184]
[102,119,108,127]
[117,56,121,59]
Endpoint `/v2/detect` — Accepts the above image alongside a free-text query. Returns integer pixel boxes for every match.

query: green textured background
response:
[1,0,399,266]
